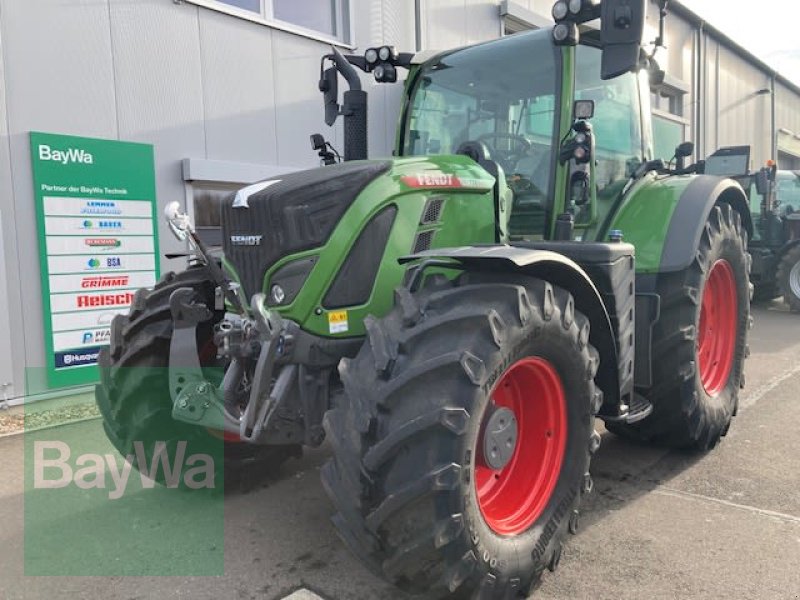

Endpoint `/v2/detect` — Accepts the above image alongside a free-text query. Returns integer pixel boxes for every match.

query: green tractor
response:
[745,164,800,309]
[96,0,752,596]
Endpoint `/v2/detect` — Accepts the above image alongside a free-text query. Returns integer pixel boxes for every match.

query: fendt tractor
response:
[97,0,753,597]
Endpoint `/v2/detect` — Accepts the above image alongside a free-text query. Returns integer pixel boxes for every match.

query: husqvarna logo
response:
[230,235,263,246]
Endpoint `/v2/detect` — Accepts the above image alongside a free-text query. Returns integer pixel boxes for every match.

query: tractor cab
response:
[398,32,649,240]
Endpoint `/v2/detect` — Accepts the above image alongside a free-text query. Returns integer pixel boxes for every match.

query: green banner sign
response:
[29,132,160,390]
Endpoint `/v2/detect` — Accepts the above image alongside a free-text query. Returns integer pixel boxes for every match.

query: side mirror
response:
[319,66,339,126]
[600,0,647,80]
[164,201,194,242]
[574,100,595,120]
[755,168,769,196]
[674,141,694,170]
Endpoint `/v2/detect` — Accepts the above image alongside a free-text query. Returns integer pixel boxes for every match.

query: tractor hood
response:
[222,160,391,298]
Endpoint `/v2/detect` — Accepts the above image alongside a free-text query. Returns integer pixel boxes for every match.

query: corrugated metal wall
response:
[0,0,414,399]
[1,0,799,399]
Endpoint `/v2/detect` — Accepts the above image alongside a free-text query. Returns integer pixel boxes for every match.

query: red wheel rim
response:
[697,259,738,396]
[475,357,567,536]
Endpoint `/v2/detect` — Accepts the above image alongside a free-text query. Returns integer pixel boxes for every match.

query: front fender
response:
[401,245,623,413]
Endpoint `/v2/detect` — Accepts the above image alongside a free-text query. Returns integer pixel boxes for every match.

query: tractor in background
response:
[97,0,752,596]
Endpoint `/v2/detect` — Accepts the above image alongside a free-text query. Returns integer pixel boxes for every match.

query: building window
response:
[191,183,243,249]
[210,0,350,42]
[650,75,690,162]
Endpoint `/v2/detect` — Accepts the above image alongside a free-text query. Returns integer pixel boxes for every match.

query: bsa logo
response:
[230,235,263,247]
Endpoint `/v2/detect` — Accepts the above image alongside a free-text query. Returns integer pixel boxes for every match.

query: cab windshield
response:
[401,31,560,237]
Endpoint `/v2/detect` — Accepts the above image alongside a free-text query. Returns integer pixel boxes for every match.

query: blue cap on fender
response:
[609,229,624,242]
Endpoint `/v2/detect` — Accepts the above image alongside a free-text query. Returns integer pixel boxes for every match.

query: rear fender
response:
[659,176,753,272]
[608,174,753,274]
[401,246,623,412]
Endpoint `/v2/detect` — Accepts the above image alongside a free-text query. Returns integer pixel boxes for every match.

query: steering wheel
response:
[476,132,531,171]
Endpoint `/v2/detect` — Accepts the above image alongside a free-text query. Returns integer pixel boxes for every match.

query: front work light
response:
[365,48,378,64]
[378,46,395,61]
[552,1,569,20]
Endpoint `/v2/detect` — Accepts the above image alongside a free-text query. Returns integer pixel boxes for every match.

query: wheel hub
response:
[475,357,567,536]
[482,406,518,470]
[789,260,800,300]
[697,259,738,396]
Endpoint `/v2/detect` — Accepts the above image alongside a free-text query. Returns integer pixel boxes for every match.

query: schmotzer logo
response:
[84,238,121,249]
[33,441,215,499]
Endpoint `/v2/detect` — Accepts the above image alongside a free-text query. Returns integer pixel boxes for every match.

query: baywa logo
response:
[230,234,263,246]
[38,144,94,165]
[81,220,123,231]
[81,329,110,345]
[80,201,121,216]
[33,441,215,499]
[84,238,121,249]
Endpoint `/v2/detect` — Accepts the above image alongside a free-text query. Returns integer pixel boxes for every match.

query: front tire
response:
[777,244,800,311]
[322,276,601,598]
[608,203,750,449]
[95,267,300,488]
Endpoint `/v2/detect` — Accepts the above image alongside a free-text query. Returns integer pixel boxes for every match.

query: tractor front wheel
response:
[322,275,601,598]
[777,244,800,311]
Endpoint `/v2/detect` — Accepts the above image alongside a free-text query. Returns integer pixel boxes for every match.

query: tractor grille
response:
[421,197,445,224]
[413,230,435,253]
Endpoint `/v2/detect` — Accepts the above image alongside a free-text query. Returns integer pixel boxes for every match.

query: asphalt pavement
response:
[0,300,798,600]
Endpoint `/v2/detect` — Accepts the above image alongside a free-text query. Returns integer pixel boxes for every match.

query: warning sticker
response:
[328,310,349,334]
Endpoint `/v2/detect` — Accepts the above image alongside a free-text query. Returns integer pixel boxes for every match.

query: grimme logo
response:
[81,275,129,288]
[38,144,94,165]
[33,441,215,499]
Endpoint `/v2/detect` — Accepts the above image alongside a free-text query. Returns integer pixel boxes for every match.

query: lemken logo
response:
[38,144,94,165]
[230,234,263,247]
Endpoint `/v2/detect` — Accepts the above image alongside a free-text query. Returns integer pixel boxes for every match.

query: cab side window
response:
[575,45,645,201]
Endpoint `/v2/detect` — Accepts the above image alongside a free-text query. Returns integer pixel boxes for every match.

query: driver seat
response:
[456,141,510,241]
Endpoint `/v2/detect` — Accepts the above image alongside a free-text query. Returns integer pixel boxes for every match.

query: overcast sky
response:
[679,0,800,85]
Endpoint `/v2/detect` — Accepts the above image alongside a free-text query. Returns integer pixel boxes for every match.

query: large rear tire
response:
[777,244,800,311]
[322,275,601,598]
[95,267,300,488]
[608,203,750,449]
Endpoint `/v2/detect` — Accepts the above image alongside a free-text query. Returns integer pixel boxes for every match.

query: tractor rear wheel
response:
[777,244,800,311]
[322,275,601,598]
[95,267,300,488]
[608,203,750,449]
